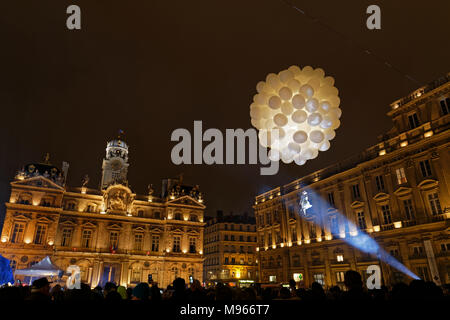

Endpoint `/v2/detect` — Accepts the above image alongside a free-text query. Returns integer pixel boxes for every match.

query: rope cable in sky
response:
[278,0,421,85]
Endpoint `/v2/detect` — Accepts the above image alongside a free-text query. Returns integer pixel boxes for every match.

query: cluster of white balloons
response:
[250,65,341,165]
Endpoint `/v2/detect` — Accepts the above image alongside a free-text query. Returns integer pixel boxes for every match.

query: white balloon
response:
[288,65,302,76]
[274,113,288,127]
[300,84,314,98]
[281,101,294,115]
[256,81,266,93]
[319,101,332,114]
[261,107,271,119]
[294,156,306,166]
[279,70,294,83]
[293,130,308,144]
[319,115,333,129]
[288,142,301,154]
[266,73,282,90]
[324,129,336,141]
[305,98,319,113]
[309,130,325,143]
[279,87,293,101]
[319,140,330,151]
[307,113,322,126]
[268,96,282,109]
[287,79,301,92]
[292,94,306,109]
[291,110,307,124]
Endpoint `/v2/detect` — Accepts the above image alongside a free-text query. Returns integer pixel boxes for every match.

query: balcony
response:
[408,253,427,260]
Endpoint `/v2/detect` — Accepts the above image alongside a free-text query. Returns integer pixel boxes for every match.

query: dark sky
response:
[0,1,449,221]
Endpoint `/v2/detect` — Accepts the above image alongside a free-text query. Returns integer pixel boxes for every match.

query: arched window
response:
[153,211,161,219]
[131,267,142,283]
[137,210,144,218]
[10,260,17,272]
[189,214,198,222]
[174,212,182,220]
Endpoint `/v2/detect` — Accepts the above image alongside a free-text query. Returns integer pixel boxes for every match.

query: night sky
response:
[0,1,449,222]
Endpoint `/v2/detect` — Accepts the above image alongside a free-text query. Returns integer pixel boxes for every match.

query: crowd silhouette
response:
[0,270,448,302]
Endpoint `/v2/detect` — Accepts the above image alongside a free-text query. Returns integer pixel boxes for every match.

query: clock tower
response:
[101,135,129,189]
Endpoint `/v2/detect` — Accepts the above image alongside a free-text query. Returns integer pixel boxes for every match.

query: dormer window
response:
[408,112,420,129]
[440,98,449,115]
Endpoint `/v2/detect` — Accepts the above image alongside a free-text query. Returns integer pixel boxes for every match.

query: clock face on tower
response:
[111,159,123,171]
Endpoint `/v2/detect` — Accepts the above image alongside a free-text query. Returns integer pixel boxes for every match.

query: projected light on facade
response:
[299,190,420,280]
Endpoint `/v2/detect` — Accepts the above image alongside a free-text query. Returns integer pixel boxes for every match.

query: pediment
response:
[417,179,439,190]
[350,200,365,209]
[59,219,77,226]
[373,193,390,202]
[187,229,200,235]
[36,216,54,223]
[11,213,32,221]
[81,221,97,228]
[394,187,412,197]
[150,227,163,233]
[170,228,184,234]
[106,223,122,230]
[132,226,146,232]
[167,195,206,208]
[11,176,64,191]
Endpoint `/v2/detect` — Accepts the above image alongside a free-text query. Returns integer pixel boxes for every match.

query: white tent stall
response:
[14,256,62,284]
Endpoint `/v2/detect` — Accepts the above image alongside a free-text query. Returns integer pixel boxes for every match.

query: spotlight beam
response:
[298,189,420,280]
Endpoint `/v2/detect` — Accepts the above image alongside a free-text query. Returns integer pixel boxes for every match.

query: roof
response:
[14,256,62,277]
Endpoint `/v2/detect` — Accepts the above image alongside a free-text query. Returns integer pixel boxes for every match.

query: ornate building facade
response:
[254,74,450,288]
[0,136,206,288]
[203,212,258,287]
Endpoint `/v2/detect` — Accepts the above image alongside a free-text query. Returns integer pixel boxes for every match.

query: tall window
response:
[440,98,450,115]
[189,237,196,253]
[268,233,272,246]
[151,235,160,252]
[327,192,335,207]
[134,233,143,250]
[309,224,316,239]
[351,184,361,199]
[174,212,182,220]
[11,222,25,243]
[81,229,92,248]
[173,236,181,252]
[61,228,73,247]
[131,268,141,283]
[396,168,407,184]
[267,213,272,225]
[109,231,119,248]
[313,273,325,286]
[336,271,345,283]
[416,266,430,282]
[375,175,385,192]
[291,226,297,242]
[10,260,17,272]
[330,216,339,235]
[357,211,367,229]
[288,205,295,219]
[34,224,47,244]
[419,160,432,177]
[403,199,415,220]
[381,205,392,224]
[408,112,420,129]
[428,193,442,215]
[137,210,144,217]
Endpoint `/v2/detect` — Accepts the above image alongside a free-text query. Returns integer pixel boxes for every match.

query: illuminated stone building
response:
[254,74,450,288]
[0,136,206,288]
[203,211,258,287]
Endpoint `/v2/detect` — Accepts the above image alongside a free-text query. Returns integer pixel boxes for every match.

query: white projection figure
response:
[300,191,312,216]
[66,265,81,289]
